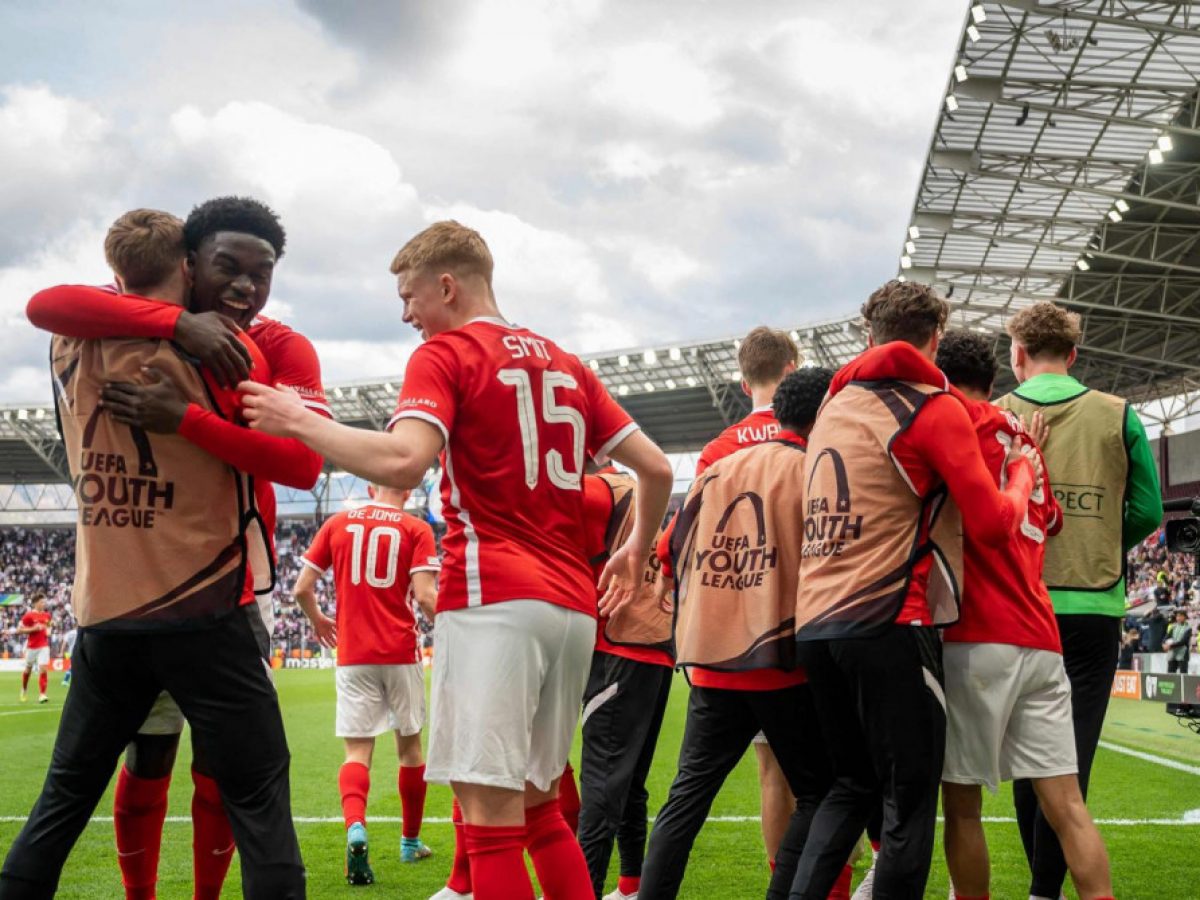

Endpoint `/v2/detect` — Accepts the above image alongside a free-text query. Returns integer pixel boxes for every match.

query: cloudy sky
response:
[0,0,962,404]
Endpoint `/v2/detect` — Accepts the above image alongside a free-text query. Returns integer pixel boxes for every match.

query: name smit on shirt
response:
[73,452,174,529]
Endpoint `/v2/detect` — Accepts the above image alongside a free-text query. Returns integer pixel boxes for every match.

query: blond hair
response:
[1006,302,1082,359]
[861,280,949,346]
[389,220,494,285]
[738,327,799,387]
[104,209,186,290]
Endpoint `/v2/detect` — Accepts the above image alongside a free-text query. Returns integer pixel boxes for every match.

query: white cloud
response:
[592,42,723,130]
[0,0,964,407]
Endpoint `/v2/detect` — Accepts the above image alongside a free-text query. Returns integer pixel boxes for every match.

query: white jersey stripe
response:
[444,445,482,607]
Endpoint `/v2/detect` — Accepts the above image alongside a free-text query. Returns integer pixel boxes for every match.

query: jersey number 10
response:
[345,524,402,589]
[497,368,585,491]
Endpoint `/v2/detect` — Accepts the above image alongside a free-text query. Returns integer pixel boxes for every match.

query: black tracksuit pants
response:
[789,626,945,900]
[577,651,673,898]
[639,680,831,900]
[1013,614,1120,899]
[0,607,305,900]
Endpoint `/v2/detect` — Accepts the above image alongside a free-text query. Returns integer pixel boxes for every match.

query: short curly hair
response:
[184,196,286,258]
[935,329,997,396]
[1006,301,1081,359]
[773,367,834,432]
[861,280,948,346]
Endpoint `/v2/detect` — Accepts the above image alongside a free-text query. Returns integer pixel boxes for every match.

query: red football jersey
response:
[21,611,51,650]
[944,399,1063,652]
[695,407,779,475]
[390,318,637,617]
[302,503,440,666]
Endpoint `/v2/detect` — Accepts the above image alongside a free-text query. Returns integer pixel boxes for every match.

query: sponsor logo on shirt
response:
[694,492,777,591]
[802,448,863,559]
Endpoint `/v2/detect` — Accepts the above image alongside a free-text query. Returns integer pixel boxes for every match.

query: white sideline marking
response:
[1,815,1199,827]
[1098,740,1200,777]
[0,710,49,718]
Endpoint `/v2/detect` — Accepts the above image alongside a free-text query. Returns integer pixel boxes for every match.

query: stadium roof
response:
[902,0,1200,407]
[3,0,1199,488]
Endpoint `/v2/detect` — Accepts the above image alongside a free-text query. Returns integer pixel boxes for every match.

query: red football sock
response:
[464,823,533,900]
[769,857,776,872]
[399,764,427,839]
[113,766,170,900]
[827,864,853,900]
[558,763,581,834]
[339,761,370,829]
[617,875,641,896]
[191,770,235,899]
[38,671,47,695]
[870,839,881,853]
[21,670,29,691]
[524,799,592,900]
[447,798,473,893]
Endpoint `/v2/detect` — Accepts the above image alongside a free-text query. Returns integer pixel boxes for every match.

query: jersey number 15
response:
[497,368,585,491]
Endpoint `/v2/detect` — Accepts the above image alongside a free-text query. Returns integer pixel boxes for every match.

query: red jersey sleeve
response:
[408,519,441,573]
[579,365,637,461]
[906,395,1034,547]
[262,326,331,417]
[301,519,336,573]
[178,321,328,490]
[27,285,182,339]
[388,340,460,441]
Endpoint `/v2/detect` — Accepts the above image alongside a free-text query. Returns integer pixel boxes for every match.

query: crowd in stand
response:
[0,521,1192,658]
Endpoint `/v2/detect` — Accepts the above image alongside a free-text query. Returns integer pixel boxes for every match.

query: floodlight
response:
[618,385,629,396]
[967,24,981,42]
[665,378,677,390]
[905,240,916,255]
[945,94,959,112]
[908,226,920,240]
[643,349,657,365]
[1114,199,1129,213]
[970,4,986,24]
[1107,210,1122,223]
[643,382,654,392]
[1158,135,1173,152]
[669,347,682,361]
[954,65,968,83]
[618,354,629,367]
[900,255,913,269]
[1148,148,1164,165]
[1076,258,1090,271]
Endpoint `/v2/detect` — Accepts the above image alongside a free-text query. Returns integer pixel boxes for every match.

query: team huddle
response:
[0,202,1161,900]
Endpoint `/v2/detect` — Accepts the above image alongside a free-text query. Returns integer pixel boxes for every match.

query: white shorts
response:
[138,691,185,736]
[336,664,426,738]
[427,600,595,792]
[24,647,49,669]
[752,731,768,746]
[943,642,1077,792]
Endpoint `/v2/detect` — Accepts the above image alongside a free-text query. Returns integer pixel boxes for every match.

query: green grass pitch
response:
[1,670,1197,898]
